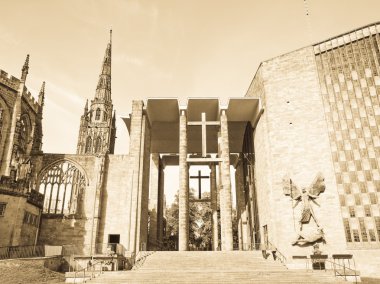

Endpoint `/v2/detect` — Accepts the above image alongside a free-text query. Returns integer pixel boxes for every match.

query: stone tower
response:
[77,31,116,155]
[0,55,44,177]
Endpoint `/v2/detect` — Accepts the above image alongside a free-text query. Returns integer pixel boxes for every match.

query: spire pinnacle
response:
[84,99,88,114]
[38,81,45,112]
[21,54,30,82]
[94,32,112,102]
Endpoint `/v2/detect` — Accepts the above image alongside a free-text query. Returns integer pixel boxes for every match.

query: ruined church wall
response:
[35,154,101,254]
[0,195,39,246]
[247,46,347,258]
[97,154,132,249]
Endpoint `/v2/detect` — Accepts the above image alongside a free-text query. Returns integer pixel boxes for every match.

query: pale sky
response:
[1,0,379,204]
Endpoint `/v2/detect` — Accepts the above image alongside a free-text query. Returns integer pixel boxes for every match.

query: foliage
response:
[164,188,238,250]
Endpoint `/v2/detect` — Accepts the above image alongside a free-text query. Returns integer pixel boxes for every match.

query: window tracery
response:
[38,161,86,215]
[95,108,101,120]
[0,108,3,143]
[19,115,31,153]
[85,136,92,153]
[95,136,102,153]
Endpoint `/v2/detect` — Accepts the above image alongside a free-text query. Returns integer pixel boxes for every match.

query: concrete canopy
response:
[123,97,261,154]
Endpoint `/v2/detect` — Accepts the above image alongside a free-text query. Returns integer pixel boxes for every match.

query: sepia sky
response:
[0,0,379,155]
[1,0,380,203]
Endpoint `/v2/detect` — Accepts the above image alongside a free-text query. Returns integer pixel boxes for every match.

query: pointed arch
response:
[95,108,101,120]
[19,113,32,153]
[85,136,92,153]
[95,136,102,153]
[103,111,108,122]
[37,159,88,215]
[0,97,10,163]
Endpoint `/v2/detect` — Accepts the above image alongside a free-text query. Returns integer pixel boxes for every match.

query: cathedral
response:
[1,22,380,276]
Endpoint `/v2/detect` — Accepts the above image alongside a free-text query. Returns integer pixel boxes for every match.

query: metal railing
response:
[292,254,358,284]
[330,255,358,284]
[0,245,45,260]
[256,241,287,265]
[72,259,104,283]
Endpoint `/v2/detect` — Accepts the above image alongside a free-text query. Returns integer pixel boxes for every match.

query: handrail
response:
[325,257,358,284]
[292,254,358,284]
[73,259,104,283]
[265,241,287,265]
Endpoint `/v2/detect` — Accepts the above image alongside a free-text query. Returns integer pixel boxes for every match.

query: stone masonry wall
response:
[246,46,347,258]
[35,154,102,254]
[0,195,39,246]
[97,154,131,249]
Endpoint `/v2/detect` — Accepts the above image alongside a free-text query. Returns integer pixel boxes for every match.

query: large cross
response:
[188,112,220,157]
[190,170,209,199]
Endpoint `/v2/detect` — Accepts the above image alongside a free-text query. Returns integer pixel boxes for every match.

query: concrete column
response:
[235,158,251,250]
[235,160,243,250]
[127,101,144,253]
[178,110,189,251]
[148,153,160,250]
[157,161,165,245]
[210,163,219,251]
[219,110,233,251]
[137,114,151,252]
[127,101,151,253]
[218,133,225,250]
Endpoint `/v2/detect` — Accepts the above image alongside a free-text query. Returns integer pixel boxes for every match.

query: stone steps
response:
[88,251,348,283]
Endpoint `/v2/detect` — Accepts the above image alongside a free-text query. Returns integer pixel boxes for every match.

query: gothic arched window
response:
[103,111,108,122]
[0,108,3,144]
[19,114,31,154]
[85,136,92,153]
[38,161,86,215]
[0,101,10,160]
[95,108,101,120]
[95,136,102,153]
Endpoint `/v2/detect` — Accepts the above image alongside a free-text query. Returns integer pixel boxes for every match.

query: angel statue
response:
[282,173,326,246]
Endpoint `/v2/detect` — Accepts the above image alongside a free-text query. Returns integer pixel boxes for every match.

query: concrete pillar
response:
[127,101,151,253]
[218,133,225,250]
[235,158,250,250]
[137,114,151,252]
[148,153,160,250]
[178,110,189,251]
[157,161,165,245]
[219,110,233,251]
[210,163,219,250]
[235,159,243,250]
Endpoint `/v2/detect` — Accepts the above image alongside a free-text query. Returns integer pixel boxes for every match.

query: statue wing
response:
[282,175,301,200]
[308,172,325,196]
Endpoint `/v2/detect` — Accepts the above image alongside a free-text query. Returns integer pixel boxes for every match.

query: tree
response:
[164,189,238,251]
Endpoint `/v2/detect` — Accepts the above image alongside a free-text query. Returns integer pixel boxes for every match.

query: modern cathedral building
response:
[0,22,380,275]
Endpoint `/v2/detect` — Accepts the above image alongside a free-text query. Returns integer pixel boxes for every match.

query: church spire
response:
[38,81,45,108]
[21,54,29,82]
[94,30,112,102]
[84,99,88,114]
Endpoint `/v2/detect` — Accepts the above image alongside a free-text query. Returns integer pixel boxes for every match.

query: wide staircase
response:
[89,251,348,283]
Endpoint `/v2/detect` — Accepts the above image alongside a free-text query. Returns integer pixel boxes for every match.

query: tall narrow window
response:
[38,161,86,215]
[85,136,92,153]
[0,202,7,216]
[95,108,101,120]
[103,111,108,122]
[95,136,102,153]
[19,114,31,153]
[0,108,3,142]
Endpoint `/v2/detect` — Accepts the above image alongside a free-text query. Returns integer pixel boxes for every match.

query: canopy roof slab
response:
[122,97,262,154]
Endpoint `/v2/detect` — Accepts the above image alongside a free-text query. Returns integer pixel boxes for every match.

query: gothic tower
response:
[77,31,116,155]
